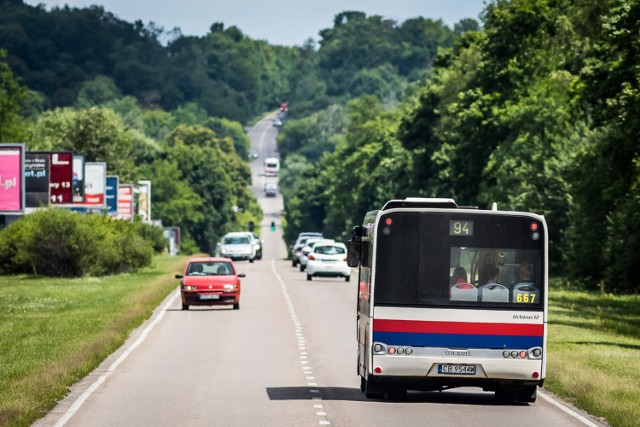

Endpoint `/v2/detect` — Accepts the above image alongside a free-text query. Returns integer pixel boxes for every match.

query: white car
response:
[218,232,256,263]
[291,232,323,267]
[306,242,351,282]
[299,238,334,272]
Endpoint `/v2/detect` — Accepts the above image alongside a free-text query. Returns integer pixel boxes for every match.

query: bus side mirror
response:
[347,240,361,267]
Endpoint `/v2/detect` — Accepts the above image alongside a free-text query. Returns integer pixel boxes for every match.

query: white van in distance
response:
[264,157,280,177]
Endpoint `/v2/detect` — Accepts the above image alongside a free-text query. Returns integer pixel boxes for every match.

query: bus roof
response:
[381,198,457,210]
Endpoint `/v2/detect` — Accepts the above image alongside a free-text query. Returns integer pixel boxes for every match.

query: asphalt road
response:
[34,113,607,427]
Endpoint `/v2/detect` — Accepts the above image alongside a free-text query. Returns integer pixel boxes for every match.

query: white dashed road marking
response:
[272,259,331,425]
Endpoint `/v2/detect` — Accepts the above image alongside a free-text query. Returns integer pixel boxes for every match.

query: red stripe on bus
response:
[373,319,543,336]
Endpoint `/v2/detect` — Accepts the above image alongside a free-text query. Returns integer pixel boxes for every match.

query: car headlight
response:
[183,285,197,290]
[223,284,237,292]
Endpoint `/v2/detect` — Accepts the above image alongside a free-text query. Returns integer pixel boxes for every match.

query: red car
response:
[175,257,245,310]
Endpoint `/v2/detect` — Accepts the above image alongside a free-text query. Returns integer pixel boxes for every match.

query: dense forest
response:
[277,0,640,294]
[1,0,639,293]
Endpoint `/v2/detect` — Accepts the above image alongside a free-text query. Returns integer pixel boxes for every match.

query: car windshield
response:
[187,262,234,276]
[315,245,346,255]
[223,236,250,245]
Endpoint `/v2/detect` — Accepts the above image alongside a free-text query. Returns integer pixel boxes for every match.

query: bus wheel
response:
[387,387,407,401]
[364,378,384,399]
[516,386,537,403]
[494,388,511,404]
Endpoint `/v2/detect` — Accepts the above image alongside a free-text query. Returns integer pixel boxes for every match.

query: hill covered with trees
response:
[0,0,463,256]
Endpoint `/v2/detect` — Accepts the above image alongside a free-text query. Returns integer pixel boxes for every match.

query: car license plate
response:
[438,364,476,375]
[200,294,220,300]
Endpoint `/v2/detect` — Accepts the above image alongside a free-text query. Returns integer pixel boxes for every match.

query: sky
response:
[23,0,487,46]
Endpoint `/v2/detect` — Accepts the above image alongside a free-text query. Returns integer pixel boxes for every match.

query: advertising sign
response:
[28,151,73,205]
[137,180,151,223]
[105,176,118,216]
[0,144,25,213]
[47,152,73,204]
[25,152,50,208]
[117,184,134,220]
[72,155,85,203]
[83,162,106,206]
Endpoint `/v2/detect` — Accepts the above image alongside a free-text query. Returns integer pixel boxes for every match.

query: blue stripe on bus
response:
[372,331,543,349]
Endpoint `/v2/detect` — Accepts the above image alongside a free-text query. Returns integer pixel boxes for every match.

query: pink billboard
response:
[0,144,25,212]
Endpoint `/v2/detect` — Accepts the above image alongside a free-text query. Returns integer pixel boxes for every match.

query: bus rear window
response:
[373,211,544,309]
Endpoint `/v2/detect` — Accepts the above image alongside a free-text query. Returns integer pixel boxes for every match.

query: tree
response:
[0,49,27,142]
[26,107,137,179]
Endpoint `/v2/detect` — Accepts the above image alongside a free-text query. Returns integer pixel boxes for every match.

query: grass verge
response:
[546,278,640,427]
[0,255,189,426]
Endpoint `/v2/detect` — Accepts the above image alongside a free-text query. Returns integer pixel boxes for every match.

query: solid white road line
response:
[54,290,179,427]
[538,390,601,427]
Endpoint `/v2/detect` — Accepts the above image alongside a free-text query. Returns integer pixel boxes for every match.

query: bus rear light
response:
[511,351,518,358]
[388,347,396,355]
[532,371,540,379]
[397,347,405,355]
[503,351,510,358]
[529,347,543,359]
[373,343,384,353]
[519,351,527,358]
[405,347,413,355]
[530,222,539,231]
[374,366,382,374]
[385,217,393,225]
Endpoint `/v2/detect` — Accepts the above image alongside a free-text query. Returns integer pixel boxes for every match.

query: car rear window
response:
[315,245,346,255]
[224,236,250,244]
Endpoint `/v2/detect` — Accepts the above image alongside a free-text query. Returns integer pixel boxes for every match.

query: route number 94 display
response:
[449,220,474,236]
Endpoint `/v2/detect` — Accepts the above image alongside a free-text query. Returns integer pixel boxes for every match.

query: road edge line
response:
[53,289,179,426]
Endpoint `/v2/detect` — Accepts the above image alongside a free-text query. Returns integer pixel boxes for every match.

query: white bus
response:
[347,198,547,402]
[264,157,280,177]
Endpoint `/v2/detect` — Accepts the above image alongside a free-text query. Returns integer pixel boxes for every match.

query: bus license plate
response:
[200,294,219,300]
[438,364,476,375]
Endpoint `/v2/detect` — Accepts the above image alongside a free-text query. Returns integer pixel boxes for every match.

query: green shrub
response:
[0,209,156,277]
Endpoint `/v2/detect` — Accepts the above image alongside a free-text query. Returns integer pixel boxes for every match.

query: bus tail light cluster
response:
[502,347,543,359]
[373,342,413,356]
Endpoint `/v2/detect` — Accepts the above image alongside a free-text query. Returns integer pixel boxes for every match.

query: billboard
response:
[105,176,118,216]
[72,155,85,203]
[25,152,50,208]
[30,151,73,204]
[83,162,106,206]
[137,180,151,223]
[0,144,25,213]
[117,184,134,220]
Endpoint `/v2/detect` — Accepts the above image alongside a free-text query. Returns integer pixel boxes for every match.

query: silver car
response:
[218,232,256,263]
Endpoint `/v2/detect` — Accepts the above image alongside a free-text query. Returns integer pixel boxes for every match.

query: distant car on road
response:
[264,182,278,197]
[251,232,263,260]
[291,232,323,267]
[175,257,245,310]
[306,242,351,282]
[264,157,280,176]
[218,232,257,263]
[299,238,334,272]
